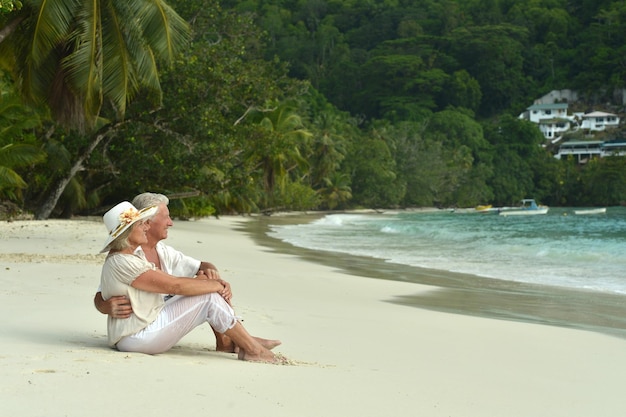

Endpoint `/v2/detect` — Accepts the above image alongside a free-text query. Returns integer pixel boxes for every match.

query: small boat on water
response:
[452,204,500,214]
[475,204,500,214]
[499,199,549,216]
[574,207,606,215]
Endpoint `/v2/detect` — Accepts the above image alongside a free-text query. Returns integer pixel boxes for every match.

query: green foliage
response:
[0,0,22,14]
[0,80,45,200]
[388,121,446,207]
[168,195,216,219]
[424,109,490,162]
[4,0,626,215]
[438,70,482,113]
[268,180,321,212]
[483,114,551,205]
[22,129,106,216]
[345,126,404,208]
[248,101,313,201]
[0,143,44,199]
[451,24,530,117]
[577,157,626,206]
[82,0,317,215]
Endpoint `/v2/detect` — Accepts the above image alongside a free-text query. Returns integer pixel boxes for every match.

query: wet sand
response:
[243,214,626,338]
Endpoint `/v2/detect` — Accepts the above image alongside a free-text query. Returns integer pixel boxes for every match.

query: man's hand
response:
[200,268,221,280]
[94,292,133,318]
[107,296,133,318]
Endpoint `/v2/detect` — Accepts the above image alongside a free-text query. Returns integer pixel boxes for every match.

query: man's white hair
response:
[132,192,169,210]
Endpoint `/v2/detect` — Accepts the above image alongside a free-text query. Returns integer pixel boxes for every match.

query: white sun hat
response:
[100,201,158,253]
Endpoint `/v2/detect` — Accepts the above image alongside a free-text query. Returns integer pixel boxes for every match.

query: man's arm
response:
[93,292,133,318]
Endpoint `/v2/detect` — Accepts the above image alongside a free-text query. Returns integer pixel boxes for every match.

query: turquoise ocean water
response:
[266,207,626,295]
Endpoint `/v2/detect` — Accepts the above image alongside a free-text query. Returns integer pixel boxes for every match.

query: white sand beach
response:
[1,216,626,417]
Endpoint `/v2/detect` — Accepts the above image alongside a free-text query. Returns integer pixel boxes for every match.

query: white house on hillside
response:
[578,111,620,131]
[519,93,621,143]
[519,103,572,140]
[537,117,573,141]
[520,103,569,124]
[518,90,624,163]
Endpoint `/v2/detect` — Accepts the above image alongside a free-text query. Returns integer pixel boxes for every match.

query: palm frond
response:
[0,143,46,168]
[6,0,188,131]
[99,0,138,116]
[0,99,40,139]
[0,165,28,191]
[30,0,79,65]
[136,0,189,63]
[130,42,160,94]
[63,0,103,121]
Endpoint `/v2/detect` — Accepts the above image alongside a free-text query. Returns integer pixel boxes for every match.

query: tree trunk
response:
[35,128,111,220]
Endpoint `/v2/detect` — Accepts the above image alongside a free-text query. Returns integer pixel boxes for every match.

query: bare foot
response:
[237,347,277,363]
[255,337,281,350]
[218,337,281,353]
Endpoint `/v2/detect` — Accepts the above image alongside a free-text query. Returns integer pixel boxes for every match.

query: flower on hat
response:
[119,208,140,226]
[109,207,142,238]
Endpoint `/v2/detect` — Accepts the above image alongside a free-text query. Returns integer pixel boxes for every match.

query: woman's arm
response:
[196,261,233,304]
[131,269,224,295]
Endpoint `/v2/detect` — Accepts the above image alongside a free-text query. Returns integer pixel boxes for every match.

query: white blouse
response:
[100,253,164,346]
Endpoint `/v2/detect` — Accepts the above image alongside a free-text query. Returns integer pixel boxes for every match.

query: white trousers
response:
[116,293,237,354]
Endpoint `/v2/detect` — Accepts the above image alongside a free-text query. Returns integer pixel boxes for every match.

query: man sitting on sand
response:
[94,192,248,353]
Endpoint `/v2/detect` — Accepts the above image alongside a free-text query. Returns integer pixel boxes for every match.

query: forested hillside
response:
[225,0,625,119]
[1,0,625,218]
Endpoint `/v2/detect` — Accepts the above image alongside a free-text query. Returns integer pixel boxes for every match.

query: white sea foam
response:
[268,207,626,294]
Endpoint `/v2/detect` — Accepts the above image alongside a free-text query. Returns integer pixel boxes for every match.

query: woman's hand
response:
[217,279,232,304]
[197,270,232,304]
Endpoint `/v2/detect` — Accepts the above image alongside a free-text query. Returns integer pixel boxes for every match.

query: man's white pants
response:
[116,293,236,354]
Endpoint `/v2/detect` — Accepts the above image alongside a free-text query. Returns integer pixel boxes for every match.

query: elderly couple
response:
[94,193,281,362]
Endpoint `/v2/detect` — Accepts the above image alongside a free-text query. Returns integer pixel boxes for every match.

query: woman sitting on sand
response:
[99,201,280,362]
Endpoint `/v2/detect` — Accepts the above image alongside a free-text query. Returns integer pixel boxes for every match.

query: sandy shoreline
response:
[245,214,626,339]
[2,216,626,416]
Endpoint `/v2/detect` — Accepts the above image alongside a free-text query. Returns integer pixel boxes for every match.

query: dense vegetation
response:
[1,0,626,218]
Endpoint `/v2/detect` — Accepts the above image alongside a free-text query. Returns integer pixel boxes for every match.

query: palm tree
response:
[318,171,352,210]
[251,102,312,203]
[309,110,349,189]
[1,0,189,131]
[0,0,189,218]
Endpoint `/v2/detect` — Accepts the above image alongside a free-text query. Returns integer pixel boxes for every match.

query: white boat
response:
[499,199,549,216]
[574,207,606,215]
